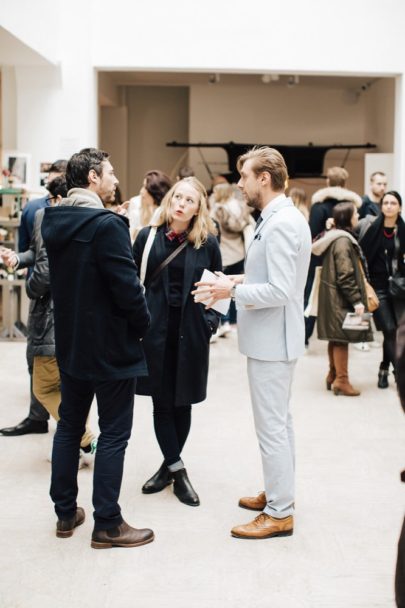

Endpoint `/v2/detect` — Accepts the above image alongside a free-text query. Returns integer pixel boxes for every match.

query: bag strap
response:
[144,238,188,289]
[140,227,157,285]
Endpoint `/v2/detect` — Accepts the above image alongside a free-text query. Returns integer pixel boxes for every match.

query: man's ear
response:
[260,171,272,188]
[88,169,99,185]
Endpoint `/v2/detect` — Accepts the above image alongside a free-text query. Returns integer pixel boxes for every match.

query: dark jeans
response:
[152,306,191,466]
[374,290,401,370]
[50,371,135,531]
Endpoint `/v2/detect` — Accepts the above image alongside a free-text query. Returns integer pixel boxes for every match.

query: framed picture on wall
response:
[2,151,31,188]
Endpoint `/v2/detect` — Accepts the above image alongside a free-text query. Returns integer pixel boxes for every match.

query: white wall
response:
[1,0,404,193]
[91,0,405,75]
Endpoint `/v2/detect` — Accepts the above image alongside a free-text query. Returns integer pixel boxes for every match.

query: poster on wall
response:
[2,151,31,188]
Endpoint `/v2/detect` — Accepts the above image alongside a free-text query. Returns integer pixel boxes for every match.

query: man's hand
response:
[0,247,18,268]
[192,271,236,309]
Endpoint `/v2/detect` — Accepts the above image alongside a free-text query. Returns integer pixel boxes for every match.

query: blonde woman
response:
[132,177,222,506]
[289,187,310,221]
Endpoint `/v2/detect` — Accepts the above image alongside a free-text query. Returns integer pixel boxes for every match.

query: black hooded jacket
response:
[41,205,150,381]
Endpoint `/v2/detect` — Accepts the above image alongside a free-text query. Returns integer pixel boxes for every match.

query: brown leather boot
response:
[332,343,360,396]
[91,520,154,549]
[326,341,336,390]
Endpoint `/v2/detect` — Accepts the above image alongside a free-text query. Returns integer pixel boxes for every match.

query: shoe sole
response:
[91,534,155,549]
[142,480,173,494]
[238,502,264,512]
[0,429,48,436]
[231,529,293,539]
[56,517,85,538]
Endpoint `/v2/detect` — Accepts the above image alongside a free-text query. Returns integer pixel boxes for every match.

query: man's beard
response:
[246,192,261,210]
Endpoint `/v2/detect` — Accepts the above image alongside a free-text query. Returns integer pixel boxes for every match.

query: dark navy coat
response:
[42,206,150,381]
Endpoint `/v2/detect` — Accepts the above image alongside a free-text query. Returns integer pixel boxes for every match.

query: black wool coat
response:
[42,206,150,381]
[133,226,222,406]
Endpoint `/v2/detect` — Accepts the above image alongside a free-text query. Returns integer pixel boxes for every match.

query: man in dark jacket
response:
[359,171,387,219]
[395,316,405,607]
[0,161,68,437]
[41,148,154,549]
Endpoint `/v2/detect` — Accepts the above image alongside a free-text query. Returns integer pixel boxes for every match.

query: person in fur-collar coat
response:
[309,167,362,240]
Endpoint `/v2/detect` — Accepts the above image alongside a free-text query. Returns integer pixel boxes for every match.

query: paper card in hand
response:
[194,269,231,315]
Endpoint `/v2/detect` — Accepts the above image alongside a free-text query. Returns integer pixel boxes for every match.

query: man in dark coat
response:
[41,148,154,549]
[359,171,387,219]
[0,160,68,437]
[395,316,405,607]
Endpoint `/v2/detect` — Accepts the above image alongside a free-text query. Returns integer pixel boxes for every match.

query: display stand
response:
[0,278,27,340]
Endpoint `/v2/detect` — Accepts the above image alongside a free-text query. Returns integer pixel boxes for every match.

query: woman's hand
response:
[354,302,365,316]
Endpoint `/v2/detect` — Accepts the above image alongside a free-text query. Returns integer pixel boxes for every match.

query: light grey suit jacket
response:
[236,196,311,362]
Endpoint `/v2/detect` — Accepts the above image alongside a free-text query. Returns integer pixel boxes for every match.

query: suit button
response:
[180,335,184,339]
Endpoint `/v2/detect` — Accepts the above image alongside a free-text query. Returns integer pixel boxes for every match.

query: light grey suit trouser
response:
[247,357,296,519]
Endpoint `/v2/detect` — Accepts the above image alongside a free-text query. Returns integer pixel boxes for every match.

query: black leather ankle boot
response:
[172,468,200,506]
[142,463,173,494]
[378,367,389,389]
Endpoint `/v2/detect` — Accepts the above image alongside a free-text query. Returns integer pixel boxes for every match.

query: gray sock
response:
[168,459,184,473]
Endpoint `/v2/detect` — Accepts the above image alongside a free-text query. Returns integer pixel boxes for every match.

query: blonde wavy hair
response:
[152,177,217,248]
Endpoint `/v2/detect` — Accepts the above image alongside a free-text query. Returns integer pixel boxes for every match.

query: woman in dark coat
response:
[312,202,372,396]
[133,177,222,506]
[358,190,405,388]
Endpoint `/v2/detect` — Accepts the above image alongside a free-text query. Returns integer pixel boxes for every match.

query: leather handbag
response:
[359,260,379,312]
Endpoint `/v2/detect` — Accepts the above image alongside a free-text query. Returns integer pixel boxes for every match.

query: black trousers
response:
[50,371,135,531]
[374,290,401,370]
[152,306,191,467]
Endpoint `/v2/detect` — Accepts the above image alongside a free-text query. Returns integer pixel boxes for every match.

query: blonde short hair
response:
[326,166,349,187]
[236,146,288,192]
[152,177,217,248]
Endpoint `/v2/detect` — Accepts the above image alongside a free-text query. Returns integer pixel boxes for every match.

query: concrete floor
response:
[0,332,404,608]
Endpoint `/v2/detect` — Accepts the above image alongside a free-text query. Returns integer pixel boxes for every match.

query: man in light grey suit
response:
[194,147,311,539]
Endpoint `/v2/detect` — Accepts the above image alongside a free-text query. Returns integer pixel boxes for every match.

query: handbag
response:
[358,260,379,312]
[388,232,405,300]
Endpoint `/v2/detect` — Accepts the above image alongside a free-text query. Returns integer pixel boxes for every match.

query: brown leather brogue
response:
[238,491,266,511]
[56,507,85,538]
[91,520,154,549]
[231,513,293,539]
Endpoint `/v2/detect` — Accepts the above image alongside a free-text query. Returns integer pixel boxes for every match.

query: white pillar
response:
[394,74,405,195]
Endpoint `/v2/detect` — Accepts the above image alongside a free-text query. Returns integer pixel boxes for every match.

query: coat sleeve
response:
[95,216,150,338]
[333,240,362,306]
[26,211,50,299]
[236,219,300,309]
[309,204,326,240]
[18,208,31,253]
